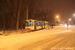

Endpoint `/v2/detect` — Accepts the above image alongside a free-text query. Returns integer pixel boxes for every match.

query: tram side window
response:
[26,21,33,26]
[42,22,44,25]
[36,22,41,26]
[45,23,48,25]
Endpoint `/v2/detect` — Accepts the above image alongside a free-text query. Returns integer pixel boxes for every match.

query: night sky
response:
[40,0,75,22]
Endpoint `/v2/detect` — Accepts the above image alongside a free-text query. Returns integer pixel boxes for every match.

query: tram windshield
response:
[25,21,33,26]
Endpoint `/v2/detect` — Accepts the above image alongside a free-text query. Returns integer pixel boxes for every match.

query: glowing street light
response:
[73,13,75,17]
[69,18,71,21]
[56,16,59,19]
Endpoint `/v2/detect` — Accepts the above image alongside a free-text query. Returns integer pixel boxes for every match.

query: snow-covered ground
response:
[0,26,75,50]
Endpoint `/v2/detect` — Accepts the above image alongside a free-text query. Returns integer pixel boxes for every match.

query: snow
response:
[0,26,73,50]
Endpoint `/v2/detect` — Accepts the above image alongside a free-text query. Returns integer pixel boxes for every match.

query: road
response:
[0,25,75,50]
[18,26,75,50]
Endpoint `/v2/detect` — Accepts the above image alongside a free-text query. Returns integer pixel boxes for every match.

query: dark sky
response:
[40,0,75,22]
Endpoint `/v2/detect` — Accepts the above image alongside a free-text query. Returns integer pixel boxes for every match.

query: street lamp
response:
[69,18,71,21]
[69,18,71,24]
[56,16,59,19]
[55,16,59,25]
[73,13,75,17]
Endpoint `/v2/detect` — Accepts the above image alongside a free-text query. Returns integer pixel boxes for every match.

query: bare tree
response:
[16,0,22,30]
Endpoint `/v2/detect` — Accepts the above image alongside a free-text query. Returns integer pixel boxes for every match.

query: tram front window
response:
[26,21,33,26]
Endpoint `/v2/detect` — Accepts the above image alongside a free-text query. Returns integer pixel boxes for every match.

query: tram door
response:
[41,22,43,29]
[34,21,36,30]
[44,22,45,28]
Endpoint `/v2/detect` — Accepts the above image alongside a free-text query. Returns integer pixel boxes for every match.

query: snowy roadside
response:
[0,26,69,50]
[0,26,59,36]
[0,26,69,36]
[0,29,27,36]
[0,30,57,49]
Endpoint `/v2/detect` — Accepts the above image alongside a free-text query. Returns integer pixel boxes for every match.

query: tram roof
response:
[25,19,49,23]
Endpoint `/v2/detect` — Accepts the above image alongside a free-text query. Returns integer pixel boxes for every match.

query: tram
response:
[25,19,49,31]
